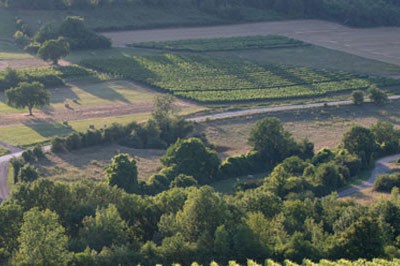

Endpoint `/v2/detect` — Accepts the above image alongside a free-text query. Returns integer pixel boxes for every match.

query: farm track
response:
[104,19,400,66]
[2,96,400,200]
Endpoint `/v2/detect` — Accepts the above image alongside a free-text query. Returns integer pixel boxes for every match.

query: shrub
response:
[374,173,400,192]
[369,87,388,105]
[18,164,39,182]
[170,174,198,188]
[51,137,66,153]
[352,90,364,105]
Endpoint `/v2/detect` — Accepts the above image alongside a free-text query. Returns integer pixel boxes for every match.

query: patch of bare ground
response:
[104,19,400,66]
[343,187,392,205]
[35,144,164,182]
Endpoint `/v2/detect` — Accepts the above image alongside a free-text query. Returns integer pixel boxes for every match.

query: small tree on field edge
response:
[38,37,70,65]
[5,81,50,116]
[352,90,364,105]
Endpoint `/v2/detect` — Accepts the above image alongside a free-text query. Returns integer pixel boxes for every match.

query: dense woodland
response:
[2,0,400,27]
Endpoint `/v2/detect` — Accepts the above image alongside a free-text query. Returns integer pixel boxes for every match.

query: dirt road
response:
[103,20,400,66]
[339,154,400,197]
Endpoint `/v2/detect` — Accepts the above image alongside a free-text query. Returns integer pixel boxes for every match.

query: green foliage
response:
[368,86,388,105]
[13,208,72,266]
[105,153,138,193]
[17,164,39,183]
[342,126,376,166]
[38,37,70,64]
[0,204,23,263]
[249,117,296,164]
[132,35,309,51]
[81,54,377,103]
[79,204,129,251]
[351,90,364,105]
[170,174,198,188]
[5,81,50,115]
[374,174,400,192]
[371,121,400,156]
[161,138,220,184]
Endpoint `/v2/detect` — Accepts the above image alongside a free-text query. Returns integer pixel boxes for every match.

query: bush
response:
[374,174,400,192]
[17,164,39,182]
[352,90,364,105]
[13,30,30,47]
[51,137,66,153]
[170,174,198,188]
[369,87,388,105]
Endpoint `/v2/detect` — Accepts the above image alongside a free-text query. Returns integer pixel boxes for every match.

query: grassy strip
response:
[0,113,150,147]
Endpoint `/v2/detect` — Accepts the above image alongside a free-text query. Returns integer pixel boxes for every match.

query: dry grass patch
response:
[200,101,400,157]
[35,144,164,182]
[343,187,392,205]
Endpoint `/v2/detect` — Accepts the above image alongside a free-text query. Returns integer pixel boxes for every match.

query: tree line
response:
[3,0,400,27]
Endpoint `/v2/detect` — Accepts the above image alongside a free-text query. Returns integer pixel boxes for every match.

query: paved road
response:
[103,19,400,66]
[339,154,400,197]
[0,142,23,200]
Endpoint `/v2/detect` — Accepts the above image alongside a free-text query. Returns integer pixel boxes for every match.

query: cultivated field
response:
[104,20,400,67]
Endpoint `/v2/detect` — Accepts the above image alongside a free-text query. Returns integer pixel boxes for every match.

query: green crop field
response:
[130,35,309,52]
[82,54,396,103]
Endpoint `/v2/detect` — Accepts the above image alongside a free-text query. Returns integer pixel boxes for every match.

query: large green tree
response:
[248,117,296,164]
[105,153,138,193]
[342,126,376,166]
[38,37,70,65]
[13,208,71,266]
[5,82,50,116]
[161,138,220,184]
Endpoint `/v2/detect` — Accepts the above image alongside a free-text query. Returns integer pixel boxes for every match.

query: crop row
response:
[81,54,379,103]
[129,35,309,52]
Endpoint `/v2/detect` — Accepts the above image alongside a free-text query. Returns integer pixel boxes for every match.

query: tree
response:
[5,82,50,116]
[161,138,220,184]
[17,163,39,183]
[351,90,364,105]
[248,117,296,164]
[13,208,71,266]
[337,216,384,260]
[105,153,138,193]
[371,121,400,155]
[79,204,129,251]
[342,126,376,166]
[368,86,388,105]
[38,37,70,64]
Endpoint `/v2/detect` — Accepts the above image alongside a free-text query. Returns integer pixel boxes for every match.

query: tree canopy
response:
[5,81,50,115]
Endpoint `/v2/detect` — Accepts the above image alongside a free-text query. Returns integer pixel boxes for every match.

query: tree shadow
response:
[67,80,131,104]
[22,118,74,138]
[48,85,81,104]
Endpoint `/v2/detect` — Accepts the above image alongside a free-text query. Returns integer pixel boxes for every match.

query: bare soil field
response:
[104,20,400,67]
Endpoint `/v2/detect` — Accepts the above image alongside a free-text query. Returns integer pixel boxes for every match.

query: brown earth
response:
[103,19,400,66]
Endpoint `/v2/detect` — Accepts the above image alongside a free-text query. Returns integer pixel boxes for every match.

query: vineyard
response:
[80,54,391,103]
[129,35,309,52]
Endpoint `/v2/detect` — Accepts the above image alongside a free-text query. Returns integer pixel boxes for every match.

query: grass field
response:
[0,80,160,114]
[32,145,163,182]
[199,100,400,157]
[0,113,150,147]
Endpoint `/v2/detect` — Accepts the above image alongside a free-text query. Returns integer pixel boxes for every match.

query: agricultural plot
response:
[82,54,389,103]
[130,35,309,52]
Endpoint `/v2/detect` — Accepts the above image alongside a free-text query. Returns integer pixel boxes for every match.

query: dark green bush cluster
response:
[375,173,400,192]
[51,119,193,153]
[34,16,111,50]
[9,145,44,184]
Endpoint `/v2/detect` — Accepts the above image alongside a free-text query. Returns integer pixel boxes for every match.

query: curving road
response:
[338,154,400,197]
[1,96,400,200]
